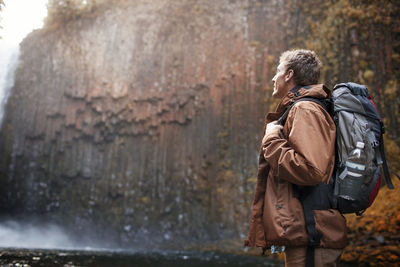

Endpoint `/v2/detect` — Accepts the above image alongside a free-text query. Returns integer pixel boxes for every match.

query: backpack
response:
[278,82,399,267]
[278,82,397,215]
[331,82,396,213]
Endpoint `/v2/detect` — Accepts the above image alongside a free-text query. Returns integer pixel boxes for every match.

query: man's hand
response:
[262,121,283,145]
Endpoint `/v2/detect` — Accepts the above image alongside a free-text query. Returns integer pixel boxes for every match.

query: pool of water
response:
[0,248,284,267]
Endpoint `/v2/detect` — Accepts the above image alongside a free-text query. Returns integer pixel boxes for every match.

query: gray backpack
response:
[279,82,396,215]
[332,82,396,214]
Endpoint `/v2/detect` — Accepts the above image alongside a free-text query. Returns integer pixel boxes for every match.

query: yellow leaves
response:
[249,40,260,48]
[246,177,257,184]
[326,51,335,60]
[141,196,150,204]
[217,131,228,138]
[223,170,233,179]
[363,69,374,84]
[392,53,400,64]
[217,160,230,169]
[384,79,398,100]
[267,55,275,67]
[359,60,368,69]
[347,6,365,21]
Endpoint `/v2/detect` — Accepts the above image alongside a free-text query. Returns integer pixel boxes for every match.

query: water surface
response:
[0,248,284,267]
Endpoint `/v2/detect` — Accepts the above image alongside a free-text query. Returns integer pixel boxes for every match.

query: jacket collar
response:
[287,84,330,100]
[265,84,330,124]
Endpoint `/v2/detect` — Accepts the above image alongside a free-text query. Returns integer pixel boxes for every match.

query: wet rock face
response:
[0,0,285,247]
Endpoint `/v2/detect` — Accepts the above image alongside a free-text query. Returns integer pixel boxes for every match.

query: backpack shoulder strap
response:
[277,97,328,126]
[280,97,330,267]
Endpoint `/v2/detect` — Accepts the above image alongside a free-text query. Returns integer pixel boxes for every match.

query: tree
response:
[45,0,86,26]
[285,0,400,166]
[44,0,117,28]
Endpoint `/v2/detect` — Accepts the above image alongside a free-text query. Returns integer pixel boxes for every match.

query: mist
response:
[0,221,77,249]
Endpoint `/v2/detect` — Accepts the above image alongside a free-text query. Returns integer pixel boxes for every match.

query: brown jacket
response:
[245,84,347,249]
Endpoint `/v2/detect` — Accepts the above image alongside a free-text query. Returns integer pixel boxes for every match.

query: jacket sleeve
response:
[262,102,335,186]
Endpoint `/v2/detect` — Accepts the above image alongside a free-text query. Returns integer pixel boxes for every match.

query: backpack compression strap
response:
[379,133,395,189]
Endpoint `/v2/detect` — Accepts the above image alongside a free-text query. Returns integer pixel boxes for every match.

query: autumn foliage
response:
[342,178,400,266]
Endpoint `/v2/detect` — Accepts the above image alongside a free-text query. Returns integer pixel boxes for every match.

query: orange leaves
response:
[375,219,386,232]
[342,178,400,265]
[395,213,400,222]
[388,254,399,262]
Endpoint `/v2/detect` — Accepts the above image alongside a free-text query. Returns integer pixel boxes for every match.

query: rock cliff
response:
[0,0,286,247]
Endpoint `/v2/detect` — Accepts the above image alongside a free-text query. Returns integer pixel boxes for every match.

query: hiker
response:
[244,49,347,266]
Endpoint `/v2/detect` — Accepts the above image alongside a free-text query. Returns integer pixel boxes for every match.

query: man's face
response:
[272,61,290,99]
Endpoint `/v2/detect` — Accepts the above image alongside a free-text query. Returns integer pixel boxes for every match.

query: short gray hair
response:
[280,49,322,85]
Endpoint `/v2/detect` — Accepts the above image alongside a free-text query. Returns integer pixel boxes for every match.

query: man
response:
[244,49,347,266]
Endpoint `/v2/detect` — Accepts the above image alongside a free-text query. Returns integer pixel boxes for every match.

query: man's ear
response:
[285,69,294,82]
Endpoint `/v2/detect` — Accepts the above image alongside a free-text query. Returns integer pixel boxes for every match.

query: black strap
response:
[278,97,327,126]
[280,97,327,267]
[380,134,395,189]
[277,102,295,126]
[306,246,315,267]
[296,187,323,267]
[303,207,321,246]
[300,188,323,245]
[302,201,320,267]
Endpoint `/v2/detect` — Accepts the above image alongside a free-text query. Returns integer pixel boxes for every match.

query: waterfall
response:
[0,0,48,128]
[0,44,20,127]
